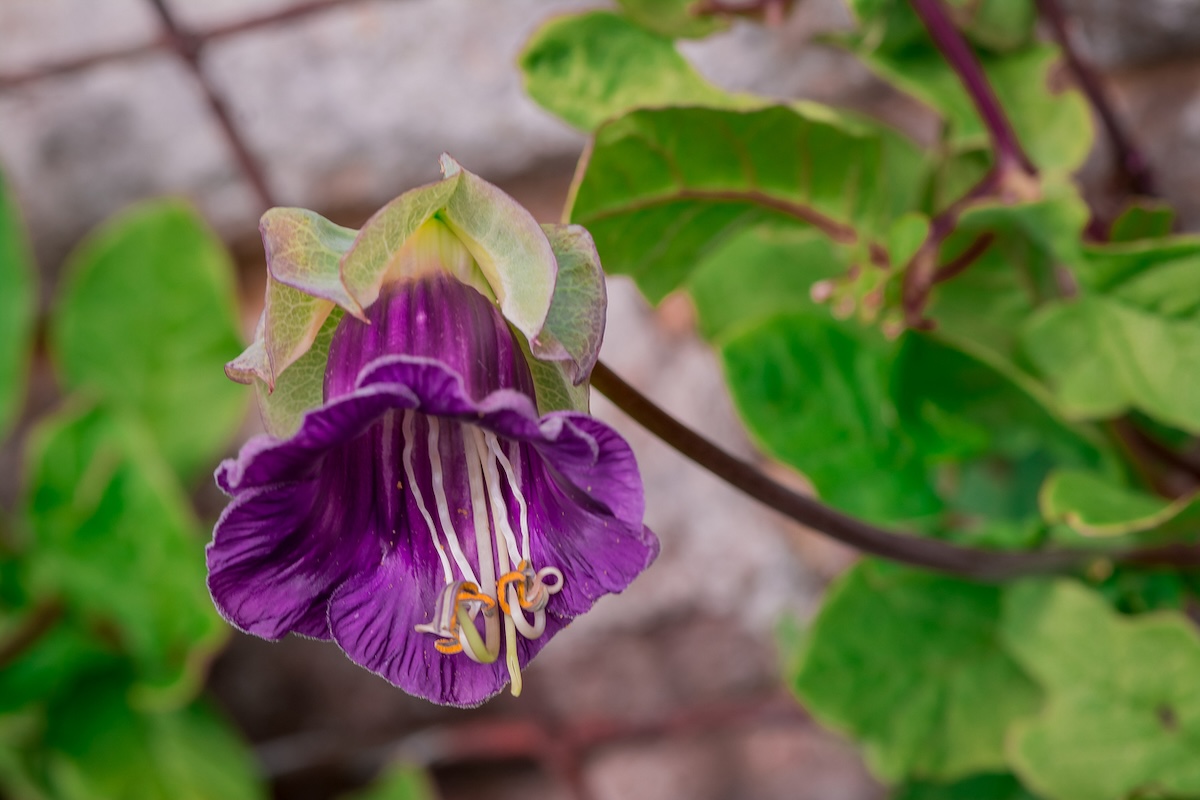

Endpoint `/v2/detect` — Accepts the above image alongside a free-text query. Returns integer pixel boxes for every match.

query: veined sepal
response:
[226,155,610,431]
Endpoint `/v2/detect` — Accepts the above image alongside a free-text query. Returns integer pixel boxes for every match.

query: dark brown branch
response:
[145,0,278,211]
[0,0,366,91]
[1034,0,1156,196]
[591,361,1200,580]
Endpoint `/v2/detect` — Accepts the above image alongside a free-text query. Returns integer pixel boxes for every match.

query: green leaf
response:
[519,11,738,131]
[1076,235,1200,293]
[1040,469,1200,538]
[893,336,1110,537]
[42,668,265,800]
[0,612,118,715]
[840,1,1090,172]
[0,170,36,438]
[569,105,929,302]
[947,0,1036,51]
[895,773,1040,800]
[723,314,941,526]
[339,765,439,800]
[687,225,848,341]
[928,186,1090,377]
[51,200,247,482]
[1108,200,1175,243]
[1020,295,1200,434]
[24,402,226,705]
[793,561,1041,782]
[614,0,727,38]
[535,224,607,383]
[1002,580,1200,800]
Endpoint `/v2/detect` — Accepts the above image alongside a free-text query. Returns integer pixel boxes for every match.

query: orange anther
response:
[435,637,463,654]
[496,570,525,615]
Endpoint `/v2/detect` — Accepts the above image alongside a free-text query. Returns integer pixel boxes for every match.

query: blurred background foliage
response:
[4,0,1200,798]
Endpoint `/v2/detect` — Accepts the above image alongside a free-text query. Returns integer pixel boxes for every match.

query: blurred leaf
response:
[687,225,848,341]
[24,402,225,705]
[1077,235,1200,293]
[615,0,728,38]
[928,187,1090,377]
[42,668,265,800]
[0,611,118,715]
[51,200,247,482]
[1108,200,1175,243]
[1040,469,1200,538]
[944,0,1036,52]
[570,105,929,302]
[887,212,931,266]
[848,0,1035,54]
[0,170,37,438]
[893,336,1110,538]
[340,764,439,800]
[1002,580,1200,800]
[520,11,738,131]
[841,0,1090,172]
[723,314,941,526]
[1021,295,1200,434]
[793,561,1041,782]
[894,773,1040,800]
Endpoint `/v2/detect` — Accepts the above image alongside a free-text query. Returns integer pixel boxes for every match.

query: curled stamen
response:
[522,563,565,612]
[414,580,469,639]
[416,580,497,658]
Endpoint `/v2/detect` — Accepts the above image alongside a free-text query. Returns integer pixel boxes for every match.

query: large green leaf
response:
[1021,295,1200,434]
[723,314,941,526]
[41,668,264,800]
[793,561,1041,782]
[893,336,1110,539]
[519,11,737,131]
[51,201,247,482]
[24,403,226,705]
[569,105,929,302]
[1002,580,1200,800]
[0,170,36,438]
[1040,469,1200,538]
[687,224,849,341]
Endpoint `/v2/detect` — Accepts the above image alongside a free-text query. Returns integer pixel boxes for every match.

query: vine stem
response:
[590,361,1200,581]
[1034,0,1157,197]
[908,0,1035,175]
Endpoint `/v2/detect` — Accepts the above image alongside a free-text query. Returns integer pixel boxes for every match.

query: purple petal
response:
[325,274,534,402]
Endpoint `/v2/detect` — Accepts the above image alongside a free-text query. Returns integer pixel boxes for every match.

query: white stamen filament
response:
[474,429,522,565]
[401,412,452,584]
[462,425,500,663]
[427,417,478,586]
[487,431,532,561]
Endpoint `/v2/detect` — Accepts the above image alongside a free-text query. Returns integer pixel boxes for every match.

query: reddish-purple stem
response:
[908,0,1036,175]
[1034,0,1156,196]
